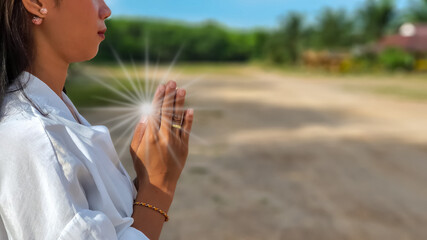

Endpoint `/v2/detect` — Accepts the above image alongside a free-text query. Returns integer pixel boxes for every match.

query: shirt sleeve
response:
[58,210,149,240]
[0,119,149,240]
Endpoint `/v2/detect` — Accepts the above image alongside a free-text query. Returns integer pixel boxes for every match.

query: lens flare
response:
[139,102,153,117]
[75,40,211,164]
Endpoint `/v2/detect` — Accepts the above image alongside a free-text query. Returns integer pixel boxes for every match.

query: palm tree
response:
[314,8,355,50]
[406,0,427,23]
[266,12,304,64]
[357,0,396,42]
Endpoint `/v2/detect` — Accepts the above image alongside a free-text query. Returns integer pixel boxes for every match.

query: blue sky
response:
[105,0,409,29]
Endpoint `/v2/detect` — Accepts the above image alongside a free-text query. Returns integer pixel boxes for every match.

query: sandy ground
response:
[81,66,427,240]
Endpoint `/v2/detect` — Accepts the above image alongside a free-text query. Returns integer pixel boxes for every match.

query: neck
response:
[27,32,69,100]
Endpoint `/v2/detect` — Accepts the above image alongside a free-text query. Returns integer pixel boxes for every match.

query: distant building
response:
[377,23,427,54]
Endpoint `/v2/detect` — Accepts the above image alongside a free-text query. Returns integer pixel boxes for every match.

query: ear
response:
[21,0,48,18]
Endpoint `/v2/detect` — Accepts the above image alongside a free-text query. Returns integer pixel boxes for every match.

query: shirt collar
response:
[12,71,88,125]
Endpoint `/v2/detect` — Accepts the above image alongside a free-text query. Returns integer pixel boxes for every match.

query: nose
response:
[99,0,112,20]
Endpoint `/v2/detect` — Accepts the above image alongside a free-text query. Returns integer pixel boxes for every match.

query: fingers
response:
[149,84,166,139]
[181,108,194,144]
[130,120,146,157]
[160,80,177,135]
[131,84,165,155]
[172,88,186,139]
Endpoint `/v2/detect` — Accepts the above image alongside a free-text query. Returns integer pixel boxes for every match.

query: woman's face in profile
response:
[41,0,111,62]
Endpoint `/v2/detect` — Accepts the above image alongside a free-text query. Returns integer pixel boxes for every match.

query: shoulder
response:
[0,90,41,123]
[0,96,81,189]
[0,92,93,178]
[0,91,60,165]
[1,90,46,138]
[0,112,55,161]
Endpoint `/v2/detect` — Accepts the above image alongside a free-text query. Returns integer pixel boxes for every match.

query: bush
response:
[379,48,415,71]
[94,18,257,63]
[415,59,427,71]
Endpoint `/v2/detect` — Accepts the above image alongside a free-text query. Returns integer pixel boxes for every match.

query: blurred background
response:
[67,0,427,239]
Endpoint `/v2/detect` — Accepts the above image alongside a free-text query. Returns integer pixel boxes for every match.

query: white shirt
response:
[0,71,149,240]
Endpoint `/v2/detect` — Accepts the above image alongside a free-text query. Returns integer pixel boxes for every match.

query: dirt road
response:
[82,65,427,239]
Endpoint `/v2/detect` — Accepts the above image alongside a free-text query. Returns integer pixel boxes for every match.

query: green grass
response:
[253,61,427,82]
[80,61,250,75]
[68,61,427,106]
[344,84,427,101]
[251,61,427,102]
[66,62,248,107]
[65,73,147,107]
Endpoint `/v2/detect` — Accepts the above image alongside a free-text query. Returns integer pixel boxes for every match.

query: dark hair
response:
[0,0,63,116]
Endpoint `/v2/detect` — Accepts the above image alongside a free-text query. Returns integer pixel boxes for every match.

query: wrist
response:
[138,174,177,196]
[136,180,174,213]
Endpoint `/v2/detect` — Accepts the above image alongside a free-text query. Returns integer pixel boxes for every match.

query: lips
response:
[98,28,107,39]
[98,28,107,35]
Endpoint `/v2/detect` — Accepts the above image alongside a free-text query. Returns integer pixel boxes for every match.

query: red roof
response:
[411,24,427,37]
[377,24,427,53]
[378,35,427,52]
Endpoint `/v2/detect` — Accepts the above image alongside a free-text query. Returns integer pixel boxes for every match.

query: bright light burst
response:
[77,41,211,162]
[139,102,153,117]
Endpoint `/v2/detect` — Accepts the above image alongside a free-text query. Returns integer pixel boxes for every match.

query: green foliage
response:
[252,30,271,59]
[266,12,304,64]
[379,48,415,71]
[94,18,257,63]
[357,0,396,42]
[90,0,426,73]
[340,56,377,73]
[312,8,356,50]
[405,0,427,22]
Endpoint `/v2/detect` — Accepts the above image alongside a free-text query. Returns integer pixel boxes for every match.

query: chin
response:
[87,50,99,61]
[69,48,99,63]
[80,47,100,62]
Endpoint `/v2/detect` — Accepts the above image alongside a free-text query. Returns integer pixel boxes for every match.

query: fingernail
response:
[168,81,176,89]
[188,109,194,115]
[178,89,186,97]
[139,116,148,123]
[157,85,165,95]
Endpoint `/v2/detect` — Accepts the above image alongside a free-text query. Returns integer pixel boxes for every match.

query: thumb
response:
[130,115,148,155]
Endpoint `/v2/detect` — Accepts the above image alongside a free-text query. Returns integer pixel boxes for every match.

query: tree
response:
[405,0,427,22]
[252,30,270,59]
[266,12,304,64]
[357,0,396,42]
[312,8,355,50]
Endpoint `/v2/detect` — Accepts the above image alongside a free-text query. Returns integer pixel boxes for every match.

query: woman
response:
[0,0,193,239]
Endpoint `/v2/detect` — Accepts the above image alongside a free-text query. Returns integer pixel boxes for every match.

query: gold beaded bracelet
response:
[133,201,169,222]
